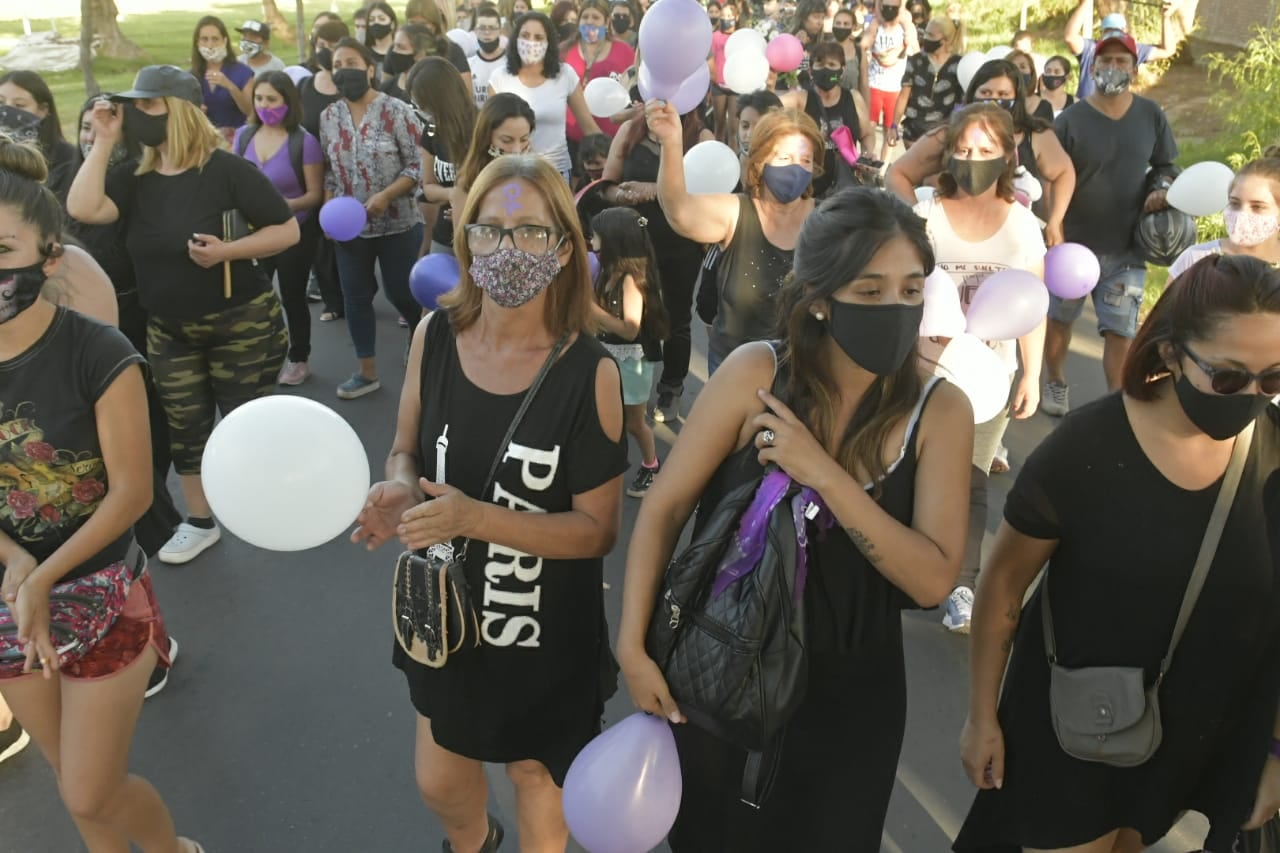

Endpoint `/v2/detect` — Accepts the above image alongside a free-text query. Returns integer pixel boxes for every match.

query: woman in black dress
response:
[352,154,626,853]
[957,255,1280,853]
[618,188,974,850]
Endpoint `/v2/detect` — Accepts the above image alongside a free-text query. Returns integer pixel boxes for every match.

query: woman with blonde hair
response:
[68,66,298,566]
[353,153,626,853]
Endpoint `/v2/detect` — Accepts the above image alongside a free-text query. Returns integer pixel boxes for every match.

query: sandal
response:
[989,445,1010,475]
[442,814,504,853]
[320,310,344,322]
[180,839,205,853]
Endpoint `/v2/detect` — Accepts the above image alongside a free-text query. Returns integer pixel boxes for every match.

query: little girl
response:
[589,207,668,497]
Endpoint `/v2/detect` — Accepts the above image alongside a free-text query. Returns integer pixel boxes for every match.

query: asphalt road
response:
[0,295,1211,853]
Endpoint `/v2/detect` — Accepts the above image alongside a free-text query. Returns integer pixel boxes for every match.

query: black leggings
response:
[313,233,344,315]
[260,214,321,362]
[657,248,703,393]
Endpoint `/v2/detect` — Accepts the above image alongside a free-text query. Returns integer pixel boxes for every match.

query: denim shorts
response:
[1047,252,1147,339]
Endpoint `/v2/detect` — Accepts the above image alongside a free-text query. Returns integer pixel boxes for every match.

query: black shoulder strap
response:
[235,124,258,157]
[287,127,307,190]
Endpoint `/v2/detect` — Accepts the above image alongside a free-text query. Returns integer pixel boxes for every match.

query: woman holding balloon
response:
[1168,150,1280,281]
[488,12,604,180]
[617,187,974,851]
[915,104,1047,635]
[563,0,636,145]
[353,154,626,853]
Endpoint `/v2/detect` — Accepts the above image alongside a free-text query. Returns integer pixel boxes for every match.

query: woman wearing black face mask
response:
[608,0,638,48]
[363,1,399,68]
[914,104,1046,636]
[889,15,962,148]
[379,24,448,103]
[860,0,919,162]
[804,42,876,197]
[957,253,1280,853]
[618,187,974,851]
[1038,54,1076,118]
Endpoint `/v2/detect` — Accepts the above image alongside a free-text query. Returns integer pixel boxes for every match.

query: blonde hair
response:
[929,15,963,52]
[442,155,593,337]
[136,97,221,175]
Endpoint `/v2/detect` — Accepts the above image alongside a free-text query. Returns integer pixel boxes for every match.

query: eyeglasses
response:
[1181,343,1280,395]
[465,224,561,256]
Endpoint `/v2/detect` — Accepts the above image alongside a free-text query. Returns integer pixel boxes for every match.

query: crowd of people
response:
[1,0,1280,850]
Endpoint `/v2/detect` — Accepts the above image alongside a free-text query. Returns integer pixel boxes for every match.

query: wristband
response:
[1269,738,1280,759]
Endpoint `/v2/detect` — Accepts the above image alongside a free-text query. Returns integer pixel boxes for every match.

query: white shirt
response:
[469,49,507,107]
[917,197,1047,372]
[244,54,286,77]
[488,65,581,174]
[1168,239,1224,282]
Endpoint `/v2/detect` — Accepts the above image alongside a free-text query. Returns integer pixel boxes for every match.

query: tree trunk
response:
[88,0,145,60]
[80,0,100,96]
[261,0,295,42]
[294,0,308,65]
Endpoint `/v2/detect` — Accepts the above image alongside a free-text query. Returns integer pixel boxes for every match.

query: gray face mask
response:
[1092,66,1131,95]
[81,140,130,167]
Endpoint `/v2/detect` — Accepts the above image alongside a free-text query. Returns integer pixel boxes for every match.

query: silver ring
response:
[761,429,776,446]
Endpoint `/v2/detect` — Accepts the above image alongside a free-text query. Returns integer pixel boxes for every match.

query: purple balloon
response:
[638,0,713,87]
[319,197,368,242]
[636,63,674,102]
[563,713,682,853]
[588,251,601,284]
[410,253,460,309]
[639,63,711,115]
[964,268,1049,341]
[1044,242,1102,300]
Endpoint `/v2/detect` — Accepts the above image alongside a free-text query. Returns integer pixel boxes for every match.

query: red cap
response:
[1096,33,1138,58]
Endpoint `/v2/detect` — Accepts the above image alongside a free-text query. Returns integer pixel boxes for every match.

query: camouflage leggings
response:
[147,291,287,475]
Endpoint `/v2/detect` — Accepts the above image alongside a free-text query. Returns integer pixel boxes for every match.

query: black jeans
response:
[312,232,344,315]
[260,215,321,363]
[657,247,702,393]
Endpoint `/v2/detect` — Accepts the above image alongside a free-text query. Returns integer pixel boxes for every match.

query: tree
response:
[80,0,100,97]
[86,0,145,60]
[261,0,296,42]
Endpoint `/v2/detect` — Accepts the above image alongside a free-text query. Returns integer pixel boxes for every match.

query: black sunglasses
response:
[1181,343,1280,395]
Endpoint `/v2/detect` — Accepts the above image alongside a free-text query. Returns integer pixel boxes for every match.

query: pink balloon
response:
[564,713,682,853]
[920,267,966,338]
[964,268,1049,341]
[765,33,805,73]
[638,0,713,87]
[1044,242,1102,300]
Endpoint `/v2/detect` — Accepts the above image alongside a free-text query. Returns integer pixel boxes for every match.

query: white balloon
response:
[202,397,371,551]
[584,77,632,117]
[724,28,767,59]
[1168,161,1236,217]
[1013,167,1043,203]
[914,185,936,204]
[985,45,1013,60]
[919,334,1009,423]
[722,49,770,94]
[683,140,740,194]
[446,28,479,57]
[919,267,967,338]
[956,52,988,92]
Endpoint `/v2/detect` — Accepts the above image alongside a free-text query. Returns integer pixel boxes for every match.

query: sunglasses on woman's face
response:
[1182,343,1280,395]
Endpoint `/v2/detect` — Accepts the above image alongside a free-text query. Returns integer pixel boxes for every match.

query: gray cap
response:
[110,65,203,107]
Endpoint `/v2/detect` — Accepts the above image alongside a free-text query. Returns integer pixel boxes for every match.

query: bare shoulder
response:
[918,379,974,437]
[50,245,118,327]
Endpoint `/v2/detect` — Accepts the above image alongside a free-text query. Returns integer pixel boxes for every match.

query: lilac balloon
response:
[637,63,674,102]
[638,0,713,87]
[563,713,682,853]
[964,268,1049,341]
[409,254,460,309]
[671,64,712,115]
[588,251,601,284]
[319,197,368,242]
[1044,242,1102,300]
[919,267,966,338]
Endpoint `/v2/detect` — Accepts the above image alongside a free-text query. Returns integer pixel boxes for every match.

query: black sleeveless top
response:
[694,368,944,653]
[805,88,862,199]
[298,76,340,139]
[709,195,795,363]
[392,310,628,783]
[622,137,703,263]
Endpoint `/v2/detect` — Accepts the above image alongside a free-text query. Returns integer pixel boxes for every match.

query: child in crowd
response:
[575,132,611,191]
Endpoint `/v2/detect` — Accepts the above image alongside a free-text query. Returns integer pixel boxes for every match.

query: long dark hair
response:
[308,19,350,71]
[458,93,537,189]
[590,207,669,340]
[776,188,933,493]
[1122,255,1280,400]
[245,72,303,131]
[77,94,142,165]
[507,12,563,77]
[964,59,1050,136]
[363,1,400,49]
[191,16,242,77]
[619,108,704,162]
[0,71,65,152]
[409,58,478,164]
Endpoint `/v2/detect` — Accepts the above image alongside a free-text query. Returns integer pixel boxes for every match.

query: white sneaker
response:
[158,523,221,565]
[942,586,974,634]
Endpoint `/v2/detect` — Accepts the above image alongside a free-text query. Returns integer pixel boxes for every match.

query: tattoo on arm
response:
[844,527,881,569]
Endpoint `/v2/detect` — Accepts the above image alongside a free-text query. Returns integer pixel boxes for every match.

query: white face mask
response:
[517,38,547,64]
[199,44,228,62]
[240,40,263,57]
[488,144,531,158]
[1223,208,1280,248]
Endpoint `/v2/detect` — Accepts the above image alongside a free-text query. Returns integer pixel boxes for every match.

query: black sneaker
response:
[442,814,504,852]
[652,390,681,424]
[627,462,660,498]
[0,719,30,764]
[145,636,179,699]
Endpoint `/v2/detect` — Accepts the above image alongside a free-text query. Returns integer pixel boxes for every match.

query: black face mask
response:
[123,103,168,148]
[368,22,394,40]
[919,37,942,53]
[812,68,841,91]
[720,18,736,31]
[558,21,578,41]
[333,67,373,101]
[384,50,415,76]
[1022,72,1036,91]
[827,301,924,376]
[1041,73,1066,91]
[478,36,502,53]
[1174,373,1270,441]
[832,26,853,41]
[0,260,48,324]
[979,96,1017,113]
[881,5,899,20]
[314,47,334,70]
[947,156,1006,196]
[612,15,632,34]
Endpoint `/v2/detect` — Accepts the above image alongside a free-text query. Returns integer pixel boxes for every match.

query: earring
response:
[814,311,826,321]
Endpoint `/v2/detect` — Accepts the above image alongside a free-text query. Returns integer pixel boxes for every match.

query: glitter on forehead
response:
[501,183,523,216]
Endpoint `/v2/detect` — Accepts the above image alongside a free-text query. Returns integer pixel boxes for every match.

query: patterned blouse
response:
[901,52,962,141]
[319,93,424,238]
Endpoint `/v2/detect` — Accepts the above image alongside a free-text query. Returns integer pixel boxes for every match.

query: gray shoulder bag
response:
[1043,422,1254,767]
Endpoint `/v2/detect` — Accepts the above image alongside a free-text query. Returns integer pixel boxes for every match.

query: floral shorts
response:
[2,571,171,682]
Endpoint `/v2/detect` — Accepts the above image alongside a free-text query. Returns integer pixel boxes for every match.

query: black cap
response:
[110,65,203,106]
[238,20,271,39]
